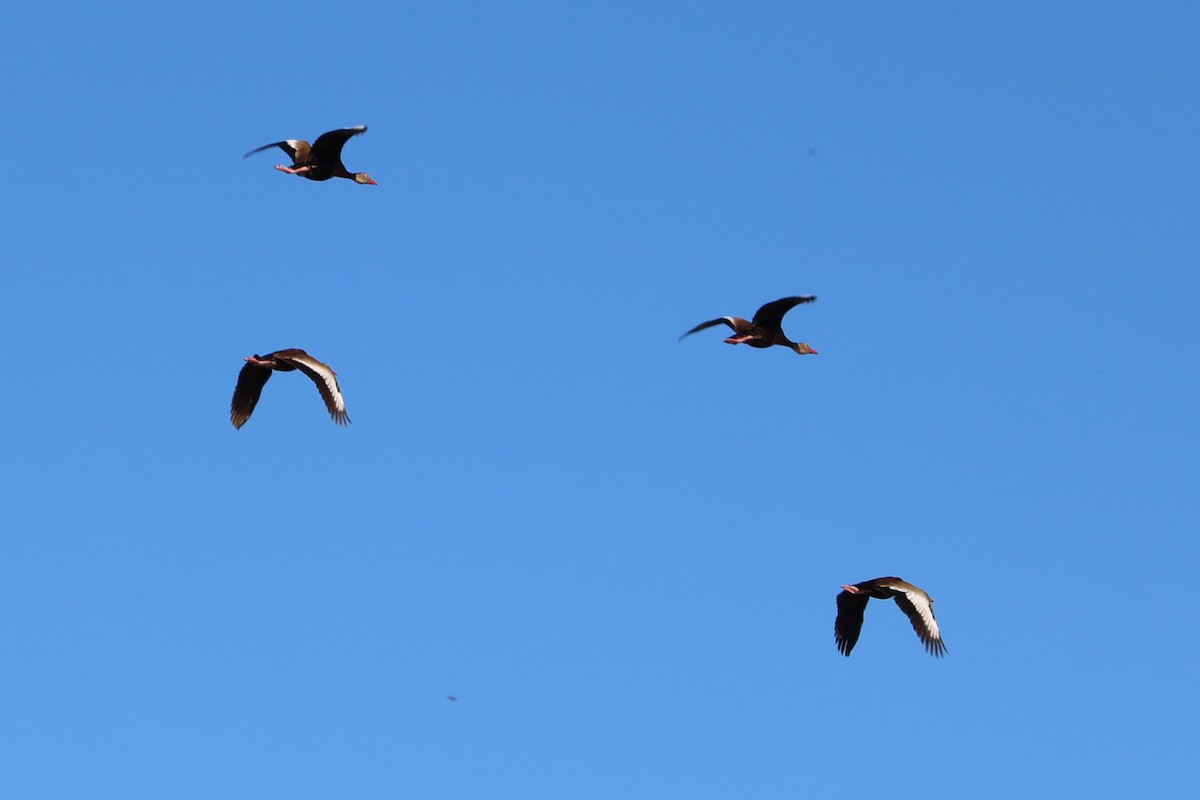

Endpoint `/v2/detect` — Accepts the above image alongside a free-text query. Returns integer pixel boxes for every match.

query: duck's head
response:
[792,342,818,355]
[354,173,378,185]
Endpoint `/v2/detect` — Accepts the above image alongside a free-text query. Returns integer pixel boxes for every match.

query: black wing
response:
[751,296,816,330]
[678,317,737,340]
[311,126,368,168]
[834,590,871,656]
[231,362,273,429]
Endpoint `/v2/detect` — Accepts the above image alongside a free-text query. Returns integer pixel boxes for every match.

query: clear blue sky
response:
[3,2,1198,797]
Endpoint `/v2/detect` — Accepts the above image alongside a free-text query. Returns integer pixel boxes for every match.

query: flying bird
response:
[244,126,377,184]
[680,295,817,355]
[835,577,946,657]
[230,349,350,429]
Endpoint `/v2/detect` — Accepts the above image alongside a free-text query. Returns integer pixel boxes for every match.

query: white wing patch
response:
[893,587,945,656]
[904,589,939,636]
[286,353,350,425]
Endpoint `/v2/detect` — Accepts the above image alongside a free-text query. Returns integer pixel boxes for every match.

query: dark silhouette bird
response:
[230,349,350,429]
[244,126,377,184]
[835,577,946,657]
[680,295,817,354]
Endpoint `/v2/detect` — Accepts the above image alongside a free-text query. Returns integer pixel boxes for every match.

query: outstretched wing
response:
[311,126,368,168]
[679,316,742,341]
[751,295,816,330]
[231,362,273,429]
[891,586,946,657]
[243,139,310,163]
[834,590,871,657]
[278,351,350,426]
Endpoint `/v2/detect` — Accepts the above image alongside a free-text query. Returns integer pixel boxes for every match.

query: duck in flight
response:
[230,349,350,429]
[680,295,817,355]
[244,126,377,185]
[835,577,946,657]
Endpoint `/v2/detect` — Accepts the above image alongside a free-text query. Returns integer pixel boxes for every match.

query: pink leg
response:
[724,335,754,344]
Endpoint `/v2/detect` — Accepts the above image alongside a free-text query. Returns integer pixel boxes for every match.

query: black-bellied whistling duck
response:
[680,295,818,354]
[230,349,350,429]
[244,126,377,184]
[835,577,946,657]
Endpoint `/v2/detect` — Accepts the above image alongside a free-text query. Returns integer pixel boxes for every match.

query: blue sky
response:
[3,1,1199,797]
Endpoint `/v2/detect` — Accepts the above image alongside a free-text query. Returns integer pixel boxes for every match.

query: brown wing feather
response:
[860,576,904,592]
[264,347,306,361]
[243,139,310,163]
[834,590,871,656]
[231,362,273,429]
[278,352,350,426]
[751,296,816,331]
[891,588,946,657]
